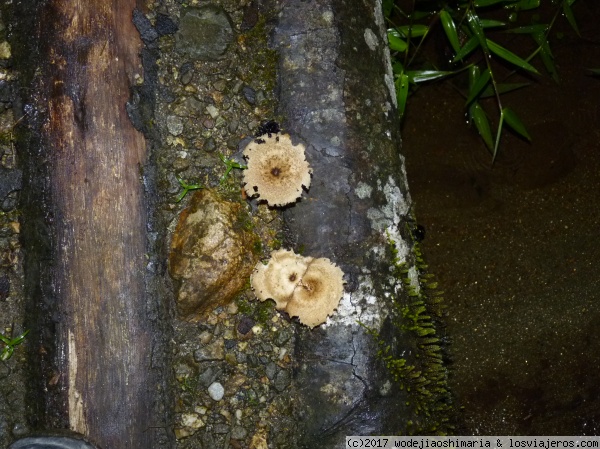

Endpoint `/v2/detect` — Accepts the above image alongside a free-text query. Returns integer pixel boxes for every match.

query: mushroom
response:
[250,249,345,328]
[243,133,312,207]
[251,249,308,309]
[285,257,345,328]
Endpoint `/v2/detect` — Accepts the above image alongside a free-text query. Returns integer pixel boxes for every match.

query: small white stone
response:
[208,382,225,401]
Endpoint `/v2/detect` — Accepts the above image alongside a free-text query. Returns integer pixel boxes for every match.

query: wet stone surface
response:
[168,189,259,319]
[146,0,297,446]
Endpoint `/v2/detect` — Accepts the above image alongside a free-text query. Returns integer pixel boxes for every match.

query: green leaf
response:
[1,347,14,361]
[531,31,558,82]
[474,0,508,6]
[486,39,540,74]
[382,0,394,18]
[396,73,410,119]
[407,70,457,83]
[440,10,460,53]
[469,102,494,150]
[590,69,600,76]
[466,68,491,106]
[502,107,531,140]
[453,36,479,62]
[396,24,429,38]
[388,29,408,52]
[562,1,580,36]
[467,10,489,54]
[513,0,540,10]
[480,19,507,28]
[505,24,547,34]
[392,61,404,75]
[469,64,481,86]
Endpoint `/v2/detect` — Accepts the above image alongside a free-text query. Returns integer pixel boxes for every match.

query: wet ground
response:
[402,1,600,435]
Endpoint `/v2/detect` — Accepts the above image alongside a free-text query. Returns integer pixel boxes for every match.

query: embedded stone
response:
[208,382,225,401]
[169,189,259,319]
[175,6,234,61]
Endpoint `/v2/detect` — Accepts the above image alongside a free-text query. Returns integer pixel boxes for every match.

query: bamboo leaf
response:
[468,64,481,87]
[392,61,404,75]
[382,0,394,18]
[513,0,540,10]
[388,29,408,52]
[407,70,457,83]
[505,24,547,34]
[466,68,491,106]
[562,1,580,36]
[396,73,410,119]
[532,31,559,81]
[487,39,540,74]
[396,24,429,38]
[474,0,508,6]
[440,10,460,53]
[480,19,507,28]
[469,102,494,150]
[467,10,489,54]
[453,36,479,62]
[503,107,531,140]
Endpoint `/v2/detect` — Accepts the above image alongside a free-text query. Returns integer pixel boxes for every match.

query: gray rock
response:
[231,425,247,440]
[166,115,183,136]
[265,362,277,380]
[176,6,234,61]
[198,366,222,387]
[273,369,291,393]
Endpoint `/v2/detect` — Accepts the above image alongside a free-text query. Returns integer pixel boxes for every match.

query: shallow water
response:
[402,1,600,435]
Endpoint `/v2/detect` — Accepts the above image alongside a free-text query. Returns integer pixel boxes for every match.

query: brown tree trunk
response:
[19,1,161,447]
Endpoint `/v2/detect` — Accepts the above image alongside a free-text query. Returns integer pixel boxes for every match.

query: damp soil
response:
[402,1,600,435]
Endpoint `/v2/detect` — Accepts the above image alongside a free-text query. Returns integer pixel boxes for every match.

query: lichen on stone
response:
[168,189,259,319]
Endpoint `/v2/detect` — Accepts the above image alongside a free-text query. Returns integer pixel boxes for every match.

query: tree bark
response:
[274,0,449,445]
[17,1,164,447]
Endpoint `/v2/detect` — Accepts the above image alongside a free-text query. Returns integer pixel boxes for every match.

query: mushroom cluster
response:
[251,249,345,328]
[243,133,312,207]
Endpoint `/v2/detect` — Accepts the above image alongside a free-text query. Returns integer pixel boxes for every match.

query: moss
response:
[237,17,279,106]
[236,296,274,325]
[364,227,453,434]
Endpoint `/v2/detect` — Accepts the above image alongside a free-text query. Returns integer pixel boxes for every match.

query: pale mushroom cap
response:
[285,257,345,328]
[250,249,308,309]
[243,134,312,207]
[250,249,345,328]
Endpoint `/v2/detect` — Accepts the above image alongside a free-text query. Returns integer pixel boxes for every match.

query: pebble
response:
[166,115,184,136]
[208,381,225,401]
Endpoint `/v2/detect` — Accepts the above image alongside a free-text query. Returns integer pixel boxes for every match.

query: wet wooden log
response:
[17,1,161,447]
[274,0,450,445]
